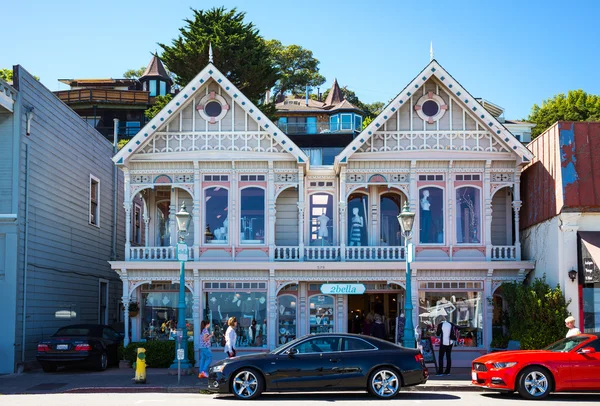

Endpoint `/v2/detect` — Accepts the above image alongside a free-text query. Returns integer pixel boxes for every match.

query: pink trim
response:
[239,181,268,188]
[202,181,230,188]
[428,91,433,99]
[417,181,445,188]
[416,246,450,253]
[209,91,216,99]
[440,104,448,110]
[196,104,204,110]
[414,105,421,111]
[454,181,483,187]
[222,104,230,110]
[428,118,434,124]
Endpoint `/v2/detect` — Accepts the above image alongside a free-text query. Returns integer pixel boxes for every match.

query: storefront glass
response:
[205,187,229,243]
[348,193,368,246]
[309,193,334,246]
[140,283,193,341]
[204,290,268,348]
[418,290,483,347]
[277,294,297,346]
[456,187,481,244]
[240,187,265,244]
[309,295,335,334]
[419,187,444,244]
[583,285,600,333]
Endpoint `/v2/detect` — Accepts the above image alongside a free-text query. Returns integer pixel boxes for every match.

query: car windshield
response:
[544,336,589,352]
[54,327,92,336]
[271,335,306,354]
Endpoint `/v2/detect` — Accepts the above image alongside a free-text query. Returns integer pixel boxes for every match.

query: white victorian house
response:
[110,58,535,366]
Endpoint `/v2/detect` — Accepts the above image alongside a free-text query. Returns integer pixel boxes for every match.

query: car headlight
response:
[493,362,517,369]
[211,364,226,373]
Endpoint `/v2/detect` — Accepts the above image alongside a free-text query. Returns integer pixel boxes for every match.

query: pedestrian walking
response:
[436,316,457,376]
[565,316,581,338]
[197,320,213,379]
[224,317,238,358]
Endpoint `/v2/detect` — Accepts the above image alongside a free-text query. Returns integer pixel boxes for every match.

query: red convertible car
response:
[472,333,600,399]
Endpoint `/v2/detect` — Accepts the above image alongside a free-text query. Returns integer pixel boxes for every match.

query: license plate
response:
[57,344,69,350]
[472,371,477,381]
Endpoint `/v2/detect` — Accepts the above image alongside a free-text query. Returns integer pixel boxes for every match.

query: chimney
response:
[305,85,309,106]
[317,87,321,102]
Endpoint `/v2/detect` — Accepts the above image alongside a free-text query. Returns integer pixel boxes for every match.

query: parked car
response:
[37,324,123,372]
[208,333,428,400]
[472,333,600,399]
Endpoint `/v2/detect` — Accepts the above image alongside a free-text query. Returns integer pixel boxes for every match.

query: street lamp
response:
[397,201,416,348]
[170,202,192,370]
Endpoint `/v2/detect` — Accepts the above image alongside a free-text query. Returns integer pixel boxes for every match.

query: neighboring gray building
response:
[0,66,125,374]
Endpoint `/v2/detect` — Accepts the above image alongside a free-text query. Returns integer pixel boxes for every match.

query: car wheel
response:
[231,369,264,400]
[368,368,401,399]
[95,351,108,371]
[41,363,57,373]
[517,366,553,400]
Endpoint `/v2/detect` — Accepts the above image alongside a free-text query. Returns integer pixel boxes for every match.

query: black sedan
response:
[37,324,123,372]
[208,333,428,400]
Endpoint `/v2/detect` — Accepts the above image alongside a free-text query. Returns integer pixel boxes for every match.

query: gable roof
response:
[324,78,343,105]
[113,63,308,165]
[336,60,534,164]
[140,53,172,83]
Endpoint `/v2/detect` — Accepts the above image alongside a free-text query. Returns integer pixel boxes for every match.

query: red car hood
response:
[474,350,551,363]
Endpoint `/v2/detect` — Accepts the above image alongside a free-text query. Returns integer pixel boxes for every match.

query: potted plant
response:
[128,301,140,318]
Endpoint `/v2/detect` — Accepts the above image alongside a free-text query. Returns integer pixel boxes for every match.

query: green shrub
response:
[122,341,196,368]
[499,276,570,350]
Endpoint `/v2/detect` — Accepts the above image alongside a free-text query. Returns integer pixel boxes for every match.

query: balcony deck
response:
[55,89,154,106]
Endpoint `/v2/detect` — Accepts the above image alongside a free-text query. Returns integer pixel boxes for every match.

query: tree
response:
[321,86,384,118]
[528,90,600,139]
[145,94,173,120]
[123,67,146,79]
[0,68,12,82]
[158,7,278,105]
[266,39,325,99]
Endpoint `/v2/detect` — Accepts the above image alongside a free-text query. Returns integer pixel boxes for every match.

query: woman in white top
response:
[565,316,581,338]
[224,316,238,358]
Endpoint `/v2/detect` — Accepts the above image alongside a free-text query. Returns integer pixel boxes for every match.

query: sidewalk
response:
[0,366,480,395]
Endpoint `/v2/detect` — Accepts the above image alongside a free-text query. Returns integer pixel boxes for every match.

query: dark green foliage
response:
[499,276,570,349]
[121,341,196,368]
[528,90,600,139]
[145,94,173,120]
[158,7,278,105]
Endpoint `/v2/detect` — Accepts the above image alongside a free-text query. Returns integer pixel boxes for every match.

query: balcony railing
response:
[129,246,196,261]
[346,246,405,261]
[278,122,360,135]
[55,89,153,105]
[490,245,517,261]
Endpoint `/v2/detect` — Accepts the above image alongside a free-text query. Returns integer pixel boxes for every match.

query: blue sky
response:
[3,0,599,119]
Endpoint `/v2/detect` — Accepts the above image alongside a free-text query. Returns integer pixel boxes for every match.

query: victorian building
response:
[110,58,534,366]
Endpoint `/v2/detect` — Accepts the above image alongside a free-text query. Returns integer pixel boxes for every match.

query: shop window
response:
[310,193,334,246]
[456,187,481,244]
[204,291,268,348]
[380,193,404,246]
[418,291,483,348]
[583,284,600,333]
[240,187,265,244]
[141,283,193,341]
[419,187,444,244]
[205,187,228,243]
[309,295,335,334]
[277,294,297,346]
[155,200,170,246]
[348,193,368,246]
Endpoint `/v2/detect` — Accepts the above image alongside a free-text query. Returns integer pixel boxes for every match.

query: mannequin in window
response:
[214,216,228,241]
[317,213,330,242]
[420,190,432,243]
[349,207,364,246]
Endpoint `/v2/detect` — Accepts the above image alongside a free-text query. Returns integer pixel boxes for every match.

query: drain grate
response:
[26,383,68,391]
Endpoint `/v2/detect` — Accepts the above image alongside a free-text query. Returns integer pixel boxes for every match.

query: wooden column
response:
[123,169,132,260]
[297,166,305,260]
[268,269,277,351]
[268,162,276,260]
[192,269,201,366]
[484,161,492,260]
[513,172,522,260]
[193,162,201,255]
[121,269,130,346]
[339,166,347,260]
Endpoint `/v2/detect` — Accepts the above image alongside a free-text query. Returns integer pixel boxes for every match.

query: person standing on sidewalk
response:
[224,317,238,358]
[436,316,456,376]
[198,320,213,379]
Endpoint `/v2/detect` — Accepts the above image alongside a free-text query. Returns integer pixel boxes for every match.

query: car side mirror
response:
[287,348,298,357]
[579,347,596,354]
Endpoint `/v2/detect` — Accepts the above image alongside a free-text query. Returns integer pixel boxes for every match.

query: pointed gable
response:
[336,60,533,164]
[324,78,343,106]
[140,53,172,83]
[113,63,308,164]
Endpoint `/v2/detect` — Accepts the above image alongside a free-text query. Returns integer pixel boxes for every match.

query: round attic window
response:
[196,92,229,123]
[204,101,223,117]
[415,93,447,124]
[422,100,439,117]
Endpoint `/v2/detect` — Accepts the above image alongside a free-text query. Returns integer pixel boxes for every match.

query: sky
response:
[2,0,599,119]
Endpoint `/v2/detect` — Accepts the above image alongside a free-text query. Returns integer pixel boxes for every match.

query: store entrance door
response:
[347,291,403,342]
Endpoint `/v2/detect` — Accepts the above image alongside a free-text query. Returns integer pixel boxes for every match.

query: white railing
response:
[129,246,195,261]
[490,245,517,261]
[304,246,341,261]
[346,246,405,261]
[274,246,302,261]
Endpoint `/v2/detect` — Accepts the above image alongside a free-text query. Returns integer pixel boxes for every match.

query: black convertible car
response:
[37,324,122,372]
[208,333,428,399]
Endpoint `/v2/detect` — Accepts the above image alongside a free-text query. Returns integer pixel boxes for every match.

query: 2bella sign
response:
[320,284,366,295]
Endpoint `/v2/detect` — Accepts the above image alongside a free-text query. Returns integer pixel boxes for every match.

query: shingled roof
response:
[140,53,172,84]
[275,79,363,113]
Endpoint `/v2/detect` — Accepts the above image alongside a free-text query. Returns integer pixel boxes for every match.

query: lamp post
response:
[170,202,192,370]
[397,201,416,348]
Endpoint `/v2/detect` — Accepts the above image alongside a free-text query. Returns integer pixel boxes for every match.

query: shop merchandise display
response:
[277,295,297,345]
[309,295,335,334]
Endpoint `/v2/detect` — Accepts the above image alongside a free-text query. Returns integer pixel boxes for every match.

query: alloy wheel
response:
[232,370,259,399]
[371,369,400,398]
[523,370,549,397]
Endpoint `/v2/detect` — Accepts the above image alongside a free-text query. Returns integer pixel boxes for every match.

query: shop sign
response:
[320,283,366,295]
[583,257,600,283]
[177,243,189,261]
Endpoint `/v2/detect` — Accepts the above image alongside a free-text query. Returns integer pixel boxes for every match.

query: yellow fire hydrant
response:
[134,347,146,384]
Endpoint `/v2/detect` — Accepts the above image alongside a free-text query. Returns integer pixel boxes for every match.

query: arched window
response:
[419,187,444,244]
[309,193,333,246]
[348,193,368,246]
[156,200,170,246]
[240,187,265,244]
[205,187,229,244]
[456,187,481,244]
[380,193,404,246]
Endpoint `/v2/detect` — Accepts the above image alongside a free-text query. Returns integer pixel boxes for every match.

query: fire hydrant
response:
[134,347,146,384]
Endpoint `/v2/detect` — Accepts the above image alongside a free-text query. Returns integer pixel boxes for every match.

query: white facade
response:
[110,60,535,366]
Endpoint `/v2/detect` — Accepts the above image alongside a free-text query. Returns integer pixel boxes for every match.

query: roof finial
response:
[430,41,434,62]
[209,42,214,63]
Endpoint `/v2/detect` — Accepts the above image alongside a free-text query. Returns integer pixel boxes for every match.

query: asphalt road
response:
[3,392,600,405]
